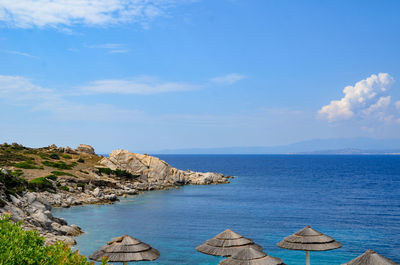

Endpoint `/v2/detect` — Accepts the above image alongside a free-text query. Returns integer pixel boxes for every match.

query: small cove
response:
[53,155,400,264]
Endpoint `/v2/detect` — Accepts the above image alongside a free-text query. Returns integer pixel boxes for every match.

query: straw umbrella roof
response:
[196,229,263,257]
[277,226,342,251]
[89,235,160,262]
[341,250,398,265]
[219,247,286,265]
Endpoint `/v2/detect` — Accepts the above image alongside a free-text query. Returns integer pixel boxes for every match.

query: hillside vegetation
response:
[0,215,107,265]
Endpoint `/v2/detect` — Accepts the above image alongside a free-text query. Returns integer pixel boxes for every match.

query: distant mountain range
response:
[153,138,400,154]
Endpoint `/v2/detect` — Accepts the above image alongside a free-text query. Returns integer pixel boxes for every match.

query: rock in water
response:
[76,144,95,155]
[100,149,229,185]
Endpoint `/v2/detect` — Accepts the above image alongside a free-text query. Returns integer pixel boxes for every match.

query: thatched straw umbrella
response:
[196,229,263,257]
[277,226,341,265]
[341,250,398,265]
[219,247,286,265]
[89,235,160,265]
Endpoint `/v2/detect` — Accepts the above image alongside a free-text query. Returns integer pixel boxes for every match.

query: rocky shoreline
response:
[0,144,231,245]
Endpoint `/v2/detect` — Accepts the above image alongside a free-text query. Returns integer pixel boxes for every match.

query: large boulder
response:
[31,211,52,228]
[100,149,229,186]
[58,225,82,236]
[76,144,95,155]
[104,194,117,201]
[92,187,102,197]
[64,146,78,154]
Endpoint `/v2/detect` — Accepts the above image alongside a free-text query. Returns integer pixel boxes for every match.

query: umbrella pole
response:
[306,250,310,265]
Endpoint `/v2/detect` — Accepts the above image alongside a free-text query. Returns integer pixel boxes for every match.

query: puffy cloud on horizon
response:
[0,0,192,28]
[318,73,395,122]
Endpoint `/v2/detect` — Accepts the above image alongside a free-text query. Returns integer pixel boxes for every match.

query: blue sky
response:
[1,0,400,153]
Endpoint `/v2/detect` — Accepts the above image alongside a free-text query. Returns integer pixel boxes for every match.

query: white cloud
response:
[210,73,246,85]
[0,49,39,59]
[0,0,192,28]
[85,43,129,54]
[396,101,400,111]
[0,74,144,121]
[0,75,50,100]
[85,43,122,49]
[0,72,245,123]
[81,77,200,94]
[67,48,79,52]
[318,73,395,122]
[109,49,129,54]
[362,96,391,116]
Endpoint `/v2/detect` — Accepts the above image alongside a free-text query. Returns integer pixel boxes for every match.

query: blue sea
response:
[53,155,400,265]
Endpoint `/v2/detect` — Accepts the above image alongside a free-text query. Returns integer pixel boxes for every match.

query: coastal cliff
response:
[0,143,230,245]
[100,149,228,186]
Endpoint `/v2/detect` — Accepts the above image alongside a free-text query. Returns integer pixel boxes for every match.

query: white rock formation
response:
[0,192,82,245]
[76,144,95,155]
[100,149,229,186]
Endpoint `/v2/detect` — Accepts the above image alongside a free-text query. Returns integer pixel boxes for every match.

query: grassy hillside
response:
[0,143,102,181]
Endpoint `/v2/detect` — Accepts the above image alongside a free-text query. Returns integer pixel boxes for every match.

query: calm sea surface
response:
[53,155,400,265]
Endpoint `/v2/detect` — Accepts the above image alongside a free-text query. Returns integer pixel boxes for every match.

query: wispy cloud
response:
[81,77,200,95]
[0,49,39,59]
[85,43,122,49]
[0,75,50,99]
[67,48,79,52]
[0,0,194,29]
[0,72,245,122]
[318,73,398,123]
[80,72,246,95]
[84,43,129,54]
[210,73,246,85]
[0,74,143,122]
[109,49,129,54]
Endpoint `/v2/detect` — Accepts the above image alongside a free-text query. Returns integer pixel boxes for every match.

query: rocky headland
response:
[0,143,230,245]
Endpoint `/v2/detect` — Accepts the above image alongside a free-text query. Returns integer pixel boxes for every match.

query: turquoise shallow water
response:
[53,155,400,265]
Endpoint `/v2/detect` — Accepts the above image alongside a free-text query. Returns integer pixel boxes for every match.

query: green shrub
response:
[23,149,38,155]
[42,161,75,170]
[97,167,113,175]
[114,169,139,179]
[10,170,23,177]
[39,153,50,159]
[28,177,54,192]
[0,144,30,167]
[77,158,85,163]
[14,160,39,169]
[61,154,72,159]
[49,153,60,160]
[45,175,58,181]
[59,185,69,191]
[0,171,27,198]
[77,183,85,192]
[0,215,108,265]
[97,167,139,179]
[79,170,89,174]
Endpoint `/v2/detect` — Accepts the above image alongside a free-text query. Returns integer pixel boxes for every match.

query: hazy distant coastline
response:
[150,137,400,155]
